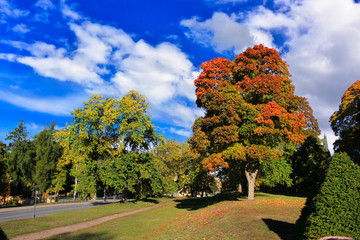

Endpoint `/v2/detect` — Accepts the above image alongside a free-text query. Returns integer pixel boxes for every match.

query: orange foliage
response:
[190,44,318,173]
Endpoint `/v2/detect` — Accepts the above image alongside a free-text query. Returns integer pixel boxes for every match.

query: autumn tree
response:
[55,91,163,199]
[330,80,360,164]
[189,45,318,200]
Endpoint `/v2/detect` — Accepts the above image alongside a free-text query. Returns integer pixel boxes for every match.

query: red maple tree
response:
[189,45,319,200]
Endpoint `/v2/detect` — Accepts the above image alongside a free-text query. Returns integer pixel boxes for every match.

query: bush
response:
[0,226,8,240]
[295,152,360,239]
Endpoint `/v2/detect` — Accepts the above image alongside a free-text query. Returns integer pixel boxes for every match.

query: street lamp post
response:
[33,188,39,218]
[50,184,52,204]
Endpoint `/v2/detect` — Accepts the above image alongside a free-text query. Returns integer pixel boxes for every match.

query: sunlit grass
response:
[46,192,306,240]
[0,197,174,238]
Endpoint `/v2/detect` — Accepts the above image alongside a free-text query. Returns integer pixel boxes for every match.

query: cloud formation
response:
[0,1,201,136]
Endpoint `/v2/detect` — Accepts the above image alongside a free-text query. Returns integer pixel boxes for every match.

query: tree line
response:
[0,45,358,207]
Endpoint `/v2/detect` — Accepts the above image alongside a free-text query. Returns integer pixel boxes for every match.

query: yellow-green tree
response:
[55,91,163,199]
[154,139,218,196]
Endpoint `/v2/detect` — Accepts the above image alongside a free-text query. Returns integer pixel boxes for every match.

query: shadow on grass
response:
[262,218,295,240]
[139,198,160,204]
[175,191,244,211]
[90,202,112,206]
[47,232,115,240]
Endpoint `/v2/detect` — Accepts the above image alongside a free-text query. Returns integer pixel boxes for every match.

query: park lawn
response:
[47,192,306,240]
[0,197,174,238]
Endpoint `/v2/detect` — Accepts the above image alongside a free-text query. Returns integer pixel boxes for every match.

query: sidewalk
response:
[0,199,119,213]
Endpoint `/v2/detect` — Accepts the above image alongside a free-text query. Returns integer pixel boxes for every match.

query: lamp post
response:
[50,184,53,204]
[33,188,39,218]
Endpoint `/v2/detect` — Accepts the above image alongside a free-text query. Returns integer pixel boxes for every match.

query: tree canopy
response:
[33,122,62,194]
[189,44,319,200]
[153,139,217,196]
[5,120,35,197]
[330,80,360,164]
[55,91,163,199]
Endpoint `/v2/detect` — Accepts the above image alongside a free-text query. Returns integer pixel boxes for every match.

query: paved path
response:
[11,202,170,240]
[0,201,116,222]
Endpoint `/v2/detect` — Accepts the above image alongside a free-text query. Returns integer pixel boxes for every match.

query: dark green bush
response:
[0,226,8,240]
[296,152,360,240]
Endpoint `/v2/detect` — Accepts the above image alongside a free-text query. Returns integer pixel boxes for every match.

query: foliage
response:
[5,120,35,197]
[0,226,8,240]
[55,91,163,198]
[33,121,62,195]
[0,141,9,201]
[153,139,218,196]
[296,152,360,240]
[330,80,360,164]
[290,136,330,194]
[100,152,164,198]
[189,44,319,199]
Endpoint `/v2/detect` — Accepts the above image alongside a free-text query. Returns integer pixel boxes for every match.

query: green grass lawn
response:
[0,197,174,238]
[42,192,305,240]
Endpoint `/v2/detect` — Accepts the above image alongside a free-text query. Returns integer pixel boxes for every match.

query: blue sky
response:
[0,0,359,152]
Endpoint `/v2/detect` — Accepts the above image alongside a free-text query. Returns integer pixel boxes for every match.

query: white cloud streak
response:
[0,90,85,116]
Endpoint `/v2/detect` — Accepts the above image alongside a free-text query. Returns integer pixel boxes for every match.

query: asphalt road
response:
[0,201,113,222]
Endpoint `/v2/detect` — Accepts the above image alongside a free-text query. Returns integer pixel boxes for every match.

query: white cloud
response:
[35,0,55,10]
[161,102,204,129]
[26,122,42,130]
[34,0,55,22]
[0,0,29,18]
[169,127,192,138]
[60,0,81,20]
[181,12,257,54]
[112,40,196,105]
[12,23,30,33]
[0,53,16,61]
[0,90,86,116]
[204,0,248,4]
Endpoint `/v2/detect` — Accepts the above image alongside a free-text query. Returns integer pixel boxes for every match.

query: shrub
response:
[0,226,8,240]
[296,152,360,240]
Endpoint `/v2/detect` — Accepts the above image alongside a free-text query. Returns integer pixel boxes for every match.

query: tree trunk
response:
[245,168,258,200]
[73,176,77,201]
[73,163,79,201]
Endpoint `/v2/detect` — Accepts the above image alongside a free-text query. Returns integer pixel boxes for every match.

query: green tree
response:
[153,139,184,194]
[5,120,35,197]
[330,80,360,164]
[0,141,9,203]
[189,45,319,200]
[296,152,360,240]
[55,91,163,199]
[33,121,62,195]
[154,139,217,197]
[290,136,330,194]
